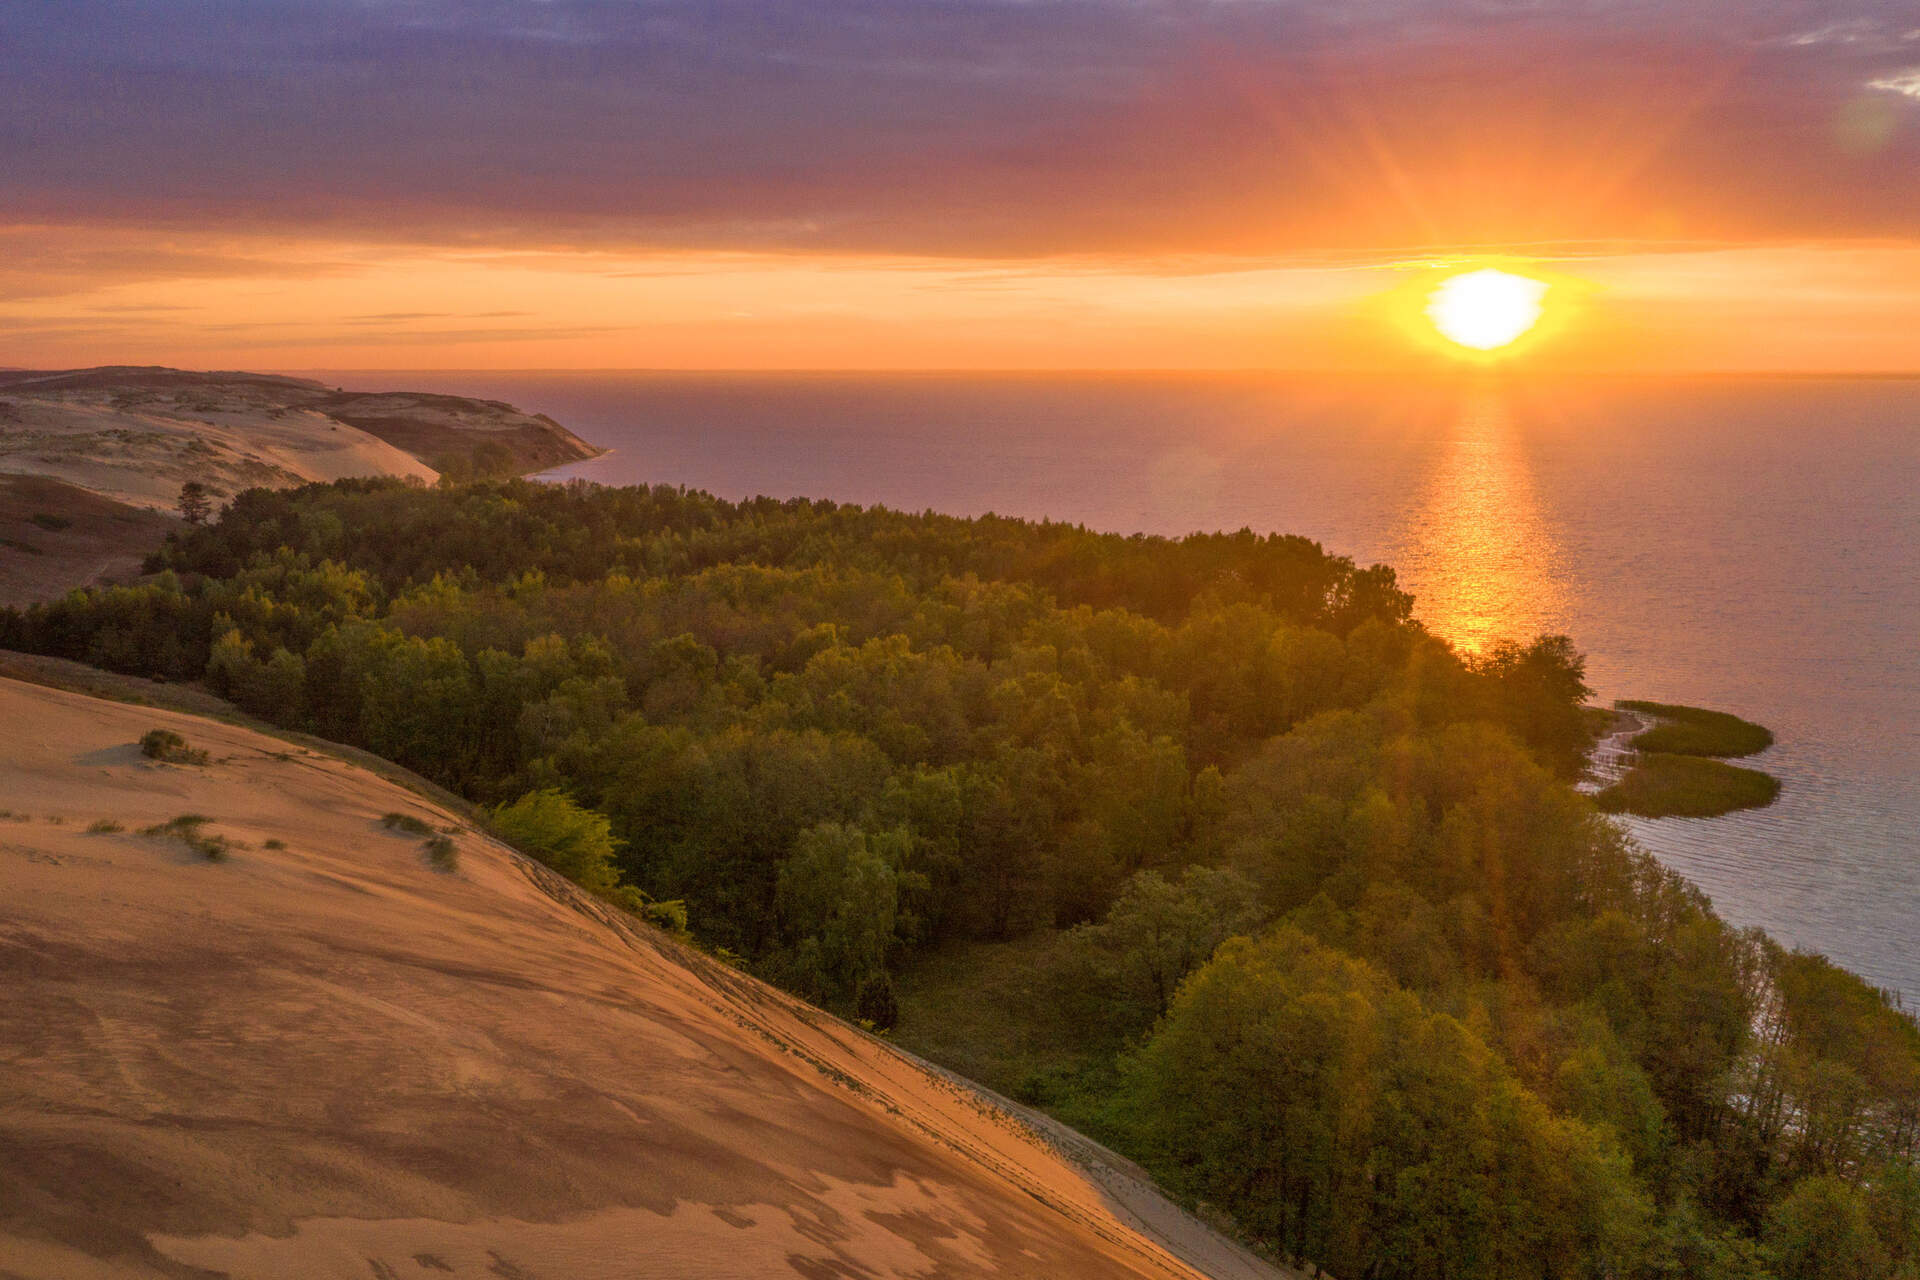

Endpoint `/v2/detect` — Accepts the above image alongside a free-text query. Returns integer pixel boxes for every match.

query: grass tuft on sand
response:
[1619,700,1774,758]
[140,813,231,861]
[140,728,210,766]
[1595,753,1782,819]
[422,835,459,871]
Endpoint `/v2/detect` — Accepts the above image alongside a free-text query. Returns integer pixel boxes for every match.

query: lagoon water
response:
[333,371,1920,1005]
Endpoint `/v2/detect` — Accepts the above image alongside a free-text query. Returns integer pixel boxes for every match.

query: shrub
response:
[29,513,72,531]
[86,819,124,834]
[140,814,229,861]
[855,973,901,1030]
[605,884,690,932]
[643,896,690,932]
[139,728,209,765]
[381,811,434,835]
[489,789,621,896]
[141,814,211,833]
[262,837,286,850]
[140,728,184,758]
[422,835,459,871]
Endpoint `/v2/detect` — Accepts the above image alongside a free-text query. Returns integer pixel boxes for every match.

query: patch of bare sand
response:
[0,676,1291,1280]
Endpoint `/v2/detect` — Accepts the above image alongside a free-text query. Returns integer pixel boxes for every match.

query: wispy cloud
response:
[1784,18,1882,46]
[1869,69,1920,98]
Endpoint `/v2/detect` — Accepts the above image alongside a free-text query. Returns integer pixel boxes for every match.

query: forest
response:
[6,476,1916,1280]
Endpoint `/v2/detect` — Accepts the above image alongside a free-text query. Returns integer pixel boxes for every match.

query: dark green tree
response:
[176,481,213,525]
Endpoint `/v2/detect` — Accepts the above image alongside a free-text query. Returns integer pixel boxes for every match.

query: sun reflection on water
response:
[1396,392,1571,654]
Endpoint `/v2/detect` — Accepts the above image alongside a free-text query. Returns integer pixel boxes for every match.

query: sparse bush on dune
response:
[86,819,124,834]
[139,729,183,758]
[422,835,458,871]
[140,813,229,861]
[140,813,211,832]
[379,812,461,873]
[139,728,208,765]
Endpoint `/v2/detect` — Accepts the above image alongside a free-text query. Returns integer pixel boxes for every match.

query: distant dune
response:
[0,368,438,509]
[0,367,601,603]
[0,672,1285,1280]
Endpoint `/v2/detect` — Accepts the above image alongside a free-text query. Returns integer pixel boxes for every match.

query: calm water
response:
[330,371,1920,1004]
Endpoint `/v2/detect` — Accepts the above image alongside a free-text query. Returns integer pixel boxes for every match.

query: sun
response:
[1425,268,1549,352]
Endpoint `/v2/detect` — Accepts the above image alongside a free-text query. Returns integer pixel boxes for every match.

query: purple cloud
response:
[3,1,1917,254]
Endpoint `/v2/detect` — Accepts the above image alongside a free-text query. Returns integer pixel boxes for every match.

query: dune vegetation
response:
[5,475,1917,1279]
[139,727,209,765]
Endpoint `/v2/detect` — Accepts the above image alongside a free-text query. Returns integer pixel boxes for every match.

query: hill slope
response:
[0,674,1286,1280]
[0,475,177,608]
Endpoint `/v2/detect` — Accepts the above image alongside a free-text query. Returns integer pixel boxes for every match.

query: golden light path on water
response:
[1393,392,1572,654]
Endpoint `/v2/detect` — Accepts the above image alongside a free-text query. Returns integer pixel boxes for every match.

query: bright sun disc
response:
[1425,268,1548,351]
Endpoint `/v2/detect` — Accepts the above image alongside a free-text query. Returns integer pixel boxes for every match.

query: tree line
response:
[4,475,1914,1278]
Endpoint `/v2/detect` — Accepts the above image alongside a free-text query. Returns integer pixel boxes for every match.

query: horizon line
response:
[281,366,1920,379]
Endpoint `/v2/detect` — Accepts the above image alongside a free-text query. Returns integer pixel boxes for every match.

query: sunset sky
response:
[4,1,1919,372]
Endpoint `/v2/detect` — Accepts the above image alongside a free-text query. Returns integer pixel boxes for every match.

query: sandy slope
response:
[0,676,1292,1280]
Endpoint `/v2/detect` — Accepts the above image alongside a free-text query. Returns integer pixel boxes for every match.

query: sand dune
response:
[0,675,1290,1280]
[0,375,439,512]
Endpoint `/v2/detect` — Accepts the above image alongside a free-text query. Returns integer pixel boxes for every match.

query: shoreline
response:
[1578,707,1647,794]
